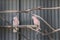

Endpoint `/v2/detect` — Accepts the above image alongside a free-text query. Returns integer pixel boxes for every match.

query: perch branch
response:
[44,28,60,35]
[0,25,37,28]
[0,7,60,13]
[44,30,54,40]
[27,26,45,35]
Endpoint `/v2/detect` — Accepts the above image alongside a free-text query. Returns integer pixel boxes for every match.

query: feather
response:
[32,15,41,31]
[13,16,19,32]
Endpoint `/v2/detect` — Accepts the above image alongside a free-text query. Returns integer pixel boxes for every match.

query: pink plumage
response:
[32,15,41,31]
[13,16,19,26]
[13,16,19,32]
[32,15,40,26]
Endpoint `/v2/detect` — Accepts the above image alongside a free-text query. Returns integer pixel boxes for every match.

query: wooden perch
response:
[0,25,37,28]
[27,26,45,35]
[44,28,60,35]
[44,30,54,40]
[41,7,60,9]
[0,7,60,13]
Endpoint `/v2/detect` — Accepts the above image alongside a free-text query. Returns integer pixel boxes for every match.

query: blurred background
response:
[0,0,60,40]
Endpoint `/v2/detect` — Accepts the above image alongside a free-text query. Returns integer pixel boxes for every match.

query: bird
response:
[13,16,19,32]
[32,15,41,32]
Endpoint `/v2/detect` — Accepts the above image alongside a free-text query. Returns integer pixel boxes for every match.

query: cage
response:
[0,0,60,40]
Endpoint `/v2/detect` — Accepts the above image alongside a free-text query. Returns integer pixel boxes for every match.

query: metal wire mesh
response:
[0,0,60,40]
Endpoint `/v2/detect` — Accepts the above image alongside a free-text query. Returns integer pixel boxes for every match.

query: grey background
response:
[0,0,60,40]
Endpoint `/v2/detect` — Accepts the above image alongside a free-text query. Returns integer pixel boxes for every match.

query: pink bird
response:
[13,16,19,32]
[32,15,41,31]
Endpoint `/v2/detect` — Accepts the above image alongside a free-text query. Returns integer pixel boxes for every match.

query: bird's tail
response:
[13,27,19,32]
[35,26,41,35]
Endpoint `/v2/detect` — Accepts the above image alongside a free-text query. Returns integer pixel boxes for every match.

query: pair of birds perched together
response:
[13,14,41,33]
